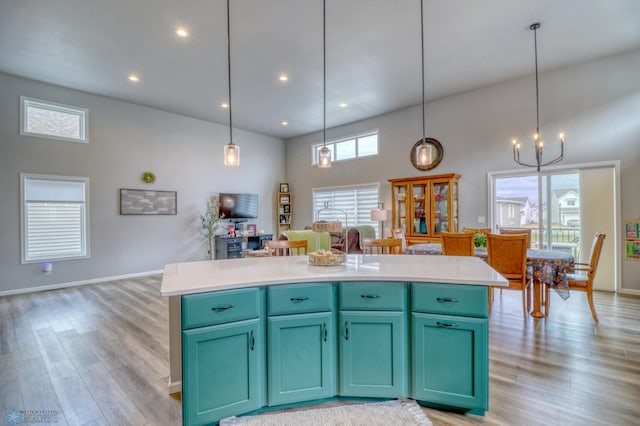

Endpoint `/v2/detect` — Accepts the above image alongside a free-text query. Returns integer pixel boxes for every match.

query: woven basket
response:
[308,249,346,266]
[311,221,343,233]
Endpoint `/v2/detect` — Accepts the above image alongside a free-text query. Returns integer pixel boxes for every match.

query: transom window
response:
[20,96,88,143]
[21,174,90,263]
[312,131,378,165]
[312,183,379,233]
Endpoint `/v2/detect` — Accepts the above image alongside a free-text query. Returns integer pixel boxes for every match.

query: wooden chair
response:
[463,227,491,235]
[268,239,307,256]
[545,232,606,322]
[362,238,403,254]
[391,228,407,253]
[441,232,474,256]
[499,228,532,248]
[486,233,530,319]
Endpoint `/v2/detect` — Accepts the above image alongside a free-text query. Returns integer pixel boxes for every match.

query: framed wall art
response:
[119,189,177,215]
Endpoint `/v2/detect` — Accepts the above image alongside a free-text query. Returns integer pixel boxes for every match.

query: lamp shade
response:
[224,143,240,167]
[371,209,388,222]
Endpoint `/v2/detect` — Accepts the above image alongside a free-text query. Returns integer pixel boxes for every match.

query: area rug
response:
[219,399,432,425]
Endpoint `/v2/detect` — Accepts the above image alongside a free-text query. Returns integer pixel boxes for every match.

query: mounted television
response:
[219,193,259,219]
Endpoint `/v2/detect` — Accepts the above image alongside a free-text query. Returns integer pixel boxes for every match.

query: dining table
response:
[405,243,574,318]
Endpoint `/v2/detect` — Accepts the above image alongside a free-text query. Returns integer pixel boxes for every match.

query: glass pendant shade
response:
[416,142,432,166]
[224,143,240,167]
[318,145,332,168]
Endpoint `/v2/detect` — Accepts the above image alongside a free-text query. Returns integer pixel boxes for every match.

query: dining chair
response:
[391,228,407,253]
[362,238,403,254]
[441,232,474,256]
[486,233,530,319]
[463,227,491,235]
[545,231,606,322]
[498,228,532,248]
[268,239,308,256]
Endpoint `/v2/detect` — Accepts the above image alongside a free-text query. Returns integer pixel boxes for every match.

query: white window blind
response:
[312,184,379,233]
[22,174,89,263]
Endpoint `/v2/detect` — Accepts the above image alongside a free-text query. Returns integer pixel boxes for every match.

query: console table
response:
[214,234,272,259]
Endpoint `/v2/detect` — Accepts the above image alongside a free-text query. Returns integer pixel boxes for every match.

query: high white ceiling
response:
[1,0,640,139]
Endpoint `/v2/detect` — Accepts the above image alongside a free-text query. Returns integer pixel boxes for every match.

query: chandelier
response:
[512,23,564,172]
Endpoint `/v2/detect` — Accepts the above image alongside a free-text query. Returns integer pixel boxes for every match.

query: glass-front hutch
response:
[389,174,460,245]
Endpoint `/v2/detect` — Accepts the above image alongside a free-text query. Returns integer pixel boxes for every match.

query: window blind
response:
[22,175,88,262]
[312,184,379,233]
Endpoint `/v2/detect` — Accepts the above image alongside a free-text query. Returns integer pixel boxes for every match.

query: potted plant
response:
[200,196,225,260]
[474,233,487,248]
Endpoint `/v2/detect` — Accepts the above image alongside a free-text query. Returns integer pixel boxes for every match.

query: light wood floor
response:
[1,276,639,426]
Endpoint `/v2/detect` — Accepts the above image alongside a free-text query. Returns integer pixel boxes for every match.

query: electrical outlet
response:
[477,216,486,224]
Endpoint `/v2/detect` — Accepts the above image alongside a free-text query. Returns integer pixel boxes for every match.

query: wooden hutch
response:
[389,173,460,245]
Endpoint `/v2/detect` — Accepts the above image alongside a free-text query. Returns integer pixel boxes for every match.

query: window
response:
[20,96,88,142]
[312,184,379,234]
[21,174,89,263]
[312,131,378,165]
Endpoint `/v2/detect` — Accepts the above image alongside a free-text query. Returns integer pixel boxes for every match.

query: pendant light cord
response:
[532,23,540,135]
[420,0,426,143]
[323,0,326,147]
[227,0,233,145]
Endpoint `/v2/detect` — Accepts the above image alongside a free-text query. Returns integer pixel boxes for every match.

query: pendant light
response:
[512,23,564,172]
[415,0,430,167]
[223,0,239,167]
[317,0,332,168]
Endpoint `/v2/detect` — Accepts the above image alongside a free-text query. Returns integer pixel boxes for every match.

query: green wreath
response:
[142,171,156,184]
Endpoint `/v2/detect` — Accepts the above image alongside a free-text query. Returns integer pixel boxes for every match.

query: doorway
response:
[489,164,618,291]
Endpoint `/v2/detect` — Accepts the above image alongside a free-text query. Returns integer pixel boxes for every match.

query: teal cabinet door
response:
[268,311,336,406]
[412,313,488,413]
[339,311,407,398]
[182,318,263,426]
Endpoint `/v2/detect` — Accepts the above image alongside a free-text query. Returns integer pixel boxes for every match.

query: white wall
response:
[285,49,640,291]
[0,73,285,294]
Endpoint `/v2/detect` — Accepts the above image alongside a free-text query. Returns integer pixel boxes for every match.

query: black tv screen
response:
[219,193,259,219]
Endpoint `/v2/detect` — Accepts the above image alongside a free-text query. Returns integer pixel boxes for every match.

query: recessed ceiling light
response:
[281,121,289,126]
[128,74,140,83]
[221,102,229,109]
[339,102,348,108]
[175,27,189,38]
[278,74,289,82]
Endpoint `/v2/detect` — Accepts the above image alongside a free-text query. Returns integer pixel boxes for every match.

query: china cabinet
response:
[389,173,460,245]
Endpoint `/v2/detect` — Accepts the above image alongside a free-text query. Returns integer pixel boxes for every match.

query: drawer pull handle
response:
[360,294,381,299]
[437,321,459,328]
[250,331,255,351]
[344,321,349,340]
[436,297,459,303]
[290,297,310,302]
[211,305,235,312]
[323,322,328,342]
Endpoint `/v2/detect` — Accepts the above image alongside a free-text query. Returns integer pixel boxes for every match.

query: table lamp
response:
[371,203,389,238]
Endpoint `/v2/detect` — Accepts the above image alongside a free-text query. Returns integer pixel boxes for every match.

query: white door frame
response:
[487,160,621,292]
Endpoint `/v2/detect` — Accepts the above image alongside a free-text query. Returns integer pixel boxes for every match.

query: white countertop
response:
[161,254,508,296]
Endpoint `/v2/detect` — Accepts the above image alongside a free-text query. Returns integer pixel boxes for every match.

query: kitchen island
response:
[161,254,507,425]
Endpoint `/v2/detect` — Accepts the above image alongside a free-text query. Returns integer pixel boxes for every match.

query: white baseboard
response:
[0,270,164,297]
[618,288,640,296]
[168,379,182,394]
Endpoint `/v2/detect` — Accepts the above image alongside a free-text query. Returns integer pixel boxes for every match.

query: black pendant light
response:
[512,23,565,172]
[317,0,332,168]
[223,0,239,167]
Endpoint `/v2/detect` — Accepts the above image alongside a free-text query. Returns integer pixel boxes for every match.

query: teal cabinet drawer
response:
[412,283,488,318]
[182,288,263,330]
[340,282,407,311]
[268,283,334,316]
